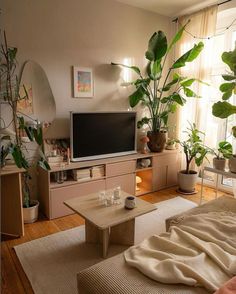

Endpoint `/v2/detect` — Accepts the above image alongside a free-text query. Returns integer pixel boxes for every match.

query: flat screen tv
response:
[70,112,137,162]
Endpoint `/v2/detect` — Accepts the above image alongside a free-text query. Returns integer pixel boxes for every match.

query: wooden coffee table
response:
[64,190,157,258]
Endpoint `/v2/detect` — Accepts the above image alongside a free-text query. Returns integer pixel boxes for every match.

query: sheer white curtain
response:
[175,6,218,151]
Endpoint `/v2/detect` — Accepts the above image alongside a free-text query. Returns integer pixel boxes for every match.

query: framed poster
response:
[73,66,93,98]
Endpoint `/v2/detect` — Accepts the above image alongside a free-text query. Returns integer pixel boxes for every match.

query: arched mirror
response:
[19,61,56,126]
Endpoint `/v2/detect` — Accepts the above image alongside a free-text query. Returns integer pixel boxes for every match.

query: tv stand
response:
[38,150,180,219]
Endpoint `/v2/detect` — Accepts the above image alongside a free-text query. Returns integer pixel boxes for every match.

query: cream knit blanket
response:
[124,212,236,293]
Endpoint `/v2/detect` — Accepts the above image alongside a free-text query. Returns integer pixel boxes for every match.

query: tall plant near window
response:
[112,23,204,152]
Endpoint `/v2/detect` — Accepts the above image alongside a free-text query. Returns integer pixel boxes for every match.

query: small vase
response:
[213,158,226,171]
[147,131,167,152]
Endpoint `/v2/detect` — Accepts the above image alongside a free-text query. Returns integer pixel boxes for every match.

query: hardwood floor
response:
[1,184,232,294]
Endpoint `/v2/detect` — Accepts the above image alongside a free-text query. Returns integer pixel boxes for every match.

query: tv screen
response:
[70,112,137,161]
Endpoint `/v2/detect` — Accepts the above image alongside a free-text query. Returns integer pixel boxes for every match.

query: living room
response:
[1,0,236,293]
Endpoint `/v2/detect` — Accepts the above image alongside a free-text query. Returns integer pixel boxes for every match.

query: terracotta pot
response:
[178,170,198,193]
[147,131,167,152]
[229,156,236,173]
[213,158,226,171]
[23,200,39,223]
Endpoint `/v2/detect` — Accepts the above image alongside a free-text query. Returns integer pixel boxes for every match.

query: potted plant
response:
[209,141,232,170]
[112,23,204,152]
[176,123,209,194]
[0,32,50,223]
[166,138,176,150]
[212,44,236,172]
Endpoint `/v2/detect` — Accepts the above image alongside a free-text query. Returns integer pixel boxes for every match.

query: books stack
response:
[47,156,64,167]
[72,168,91,182]
[91,165,105,179]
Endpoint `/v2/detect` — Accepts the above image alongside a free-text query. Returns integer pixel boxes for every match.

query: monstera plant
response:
[112,23,204,152]
[212,44,236,136]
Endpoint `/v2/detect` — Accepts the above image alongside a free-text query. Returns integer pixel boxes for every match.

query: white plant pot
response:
[23,200,39,224]
[229,156,236,173]
[178,170,198,193]
[213,158,226,171]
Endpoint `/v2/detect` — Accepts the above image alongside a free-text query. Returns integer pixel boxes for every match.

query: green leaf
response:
[167,22,189,53]
[221,46,236,74]
[129,87,145,107]
[172,42,204,69]
[161,76,179,91]
[24,126,34,141]
[220,82,235,92]
[151,60,162,79]
[111,62,141,75]
[212,101,236,118]
[222,74,236,81]
[33,126,43,145]
[137,117,151,129]
[10,145,29,169]
[222,90,233,101]
[172,93,186,106]
[145,31,167,61]
[180,78,195,87]
[38,159,51,170]
[184,87,200,98]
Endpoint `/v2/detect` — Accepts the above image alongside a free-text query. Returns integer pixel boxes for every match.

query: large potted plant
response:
[212,44,236,172]
[176,123,209,194]
[0,32,50,223]
[112,23,204,152]
[209,141,232,171]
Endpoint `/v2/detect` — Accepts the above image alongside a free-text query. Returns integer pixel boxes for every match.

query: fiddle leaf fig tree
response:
[112,23,204,133]
[212,44,236,134]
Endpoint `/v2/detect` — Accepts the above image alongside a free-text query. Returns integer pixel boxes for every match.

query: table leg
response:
[215,173,219,199]
[110,219,135,246]
[85,220,99,243]
[200,169,204,205]
[101,228,109,258]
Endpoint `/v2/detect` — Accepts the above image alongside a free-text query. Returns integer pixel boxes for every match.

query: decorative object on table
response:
[166,138,176,150]
[0,32,50,223]
[125,196,136,209]
[112,22,204,152]
[209,141,232,170]
[44,138,70,163]
[140,136,149,154]
[212,44,236,137]
[73,66,93,98]
[72,168,91,182]
[139,158,151,168]
[176,123,210,194]
[135,176,142,191]
[113,186,121,204]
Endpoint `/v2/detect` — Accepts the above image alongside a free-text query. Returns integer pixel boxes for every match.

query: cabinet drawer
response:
[106,160,136,177]
[153,153,178,167]
[50,180,105,219]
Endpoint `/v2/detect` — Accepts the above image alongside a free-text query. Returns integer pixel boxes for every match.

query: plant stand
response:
[200,166,236,205]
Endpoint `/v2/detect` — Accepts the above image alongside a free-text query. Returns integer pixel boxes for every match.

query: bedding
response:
[77,196,236,294]
[125,211,236,292]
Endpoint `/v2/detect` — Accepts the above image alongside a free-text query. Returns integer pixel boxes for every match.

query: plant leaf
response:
[180,78,195,87]
[221,46,236,74]
[183,87,200,98]
[172,93,186,106]
[212,101,236,118]
[167,21,189,53]
[129,87,145,107]
[111,62,141,75]
[145,31,167,61]
[222,74,236,81]
[172,42,204,69]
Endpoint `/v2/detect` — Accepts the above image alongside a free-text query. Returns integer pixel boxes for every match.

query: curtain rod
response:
[172,0,232,22]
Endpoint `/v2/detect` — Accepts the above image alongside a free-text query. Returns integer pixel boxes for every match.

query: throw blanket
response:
[124,212,236,293]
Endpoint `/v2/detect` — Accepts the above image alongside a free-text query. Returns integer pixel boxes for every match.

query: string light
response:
[177,17,236,40]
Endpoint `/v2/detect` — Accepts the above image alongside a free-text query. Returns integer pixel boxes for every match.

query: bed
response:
[77,196,236,294]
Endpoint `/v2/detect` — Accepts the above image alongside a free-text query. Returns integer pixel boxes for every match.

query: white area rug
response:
[14,196,197,294]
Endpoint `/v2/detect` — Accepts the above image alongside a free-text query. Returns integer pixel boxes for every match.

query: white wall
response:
[1,0,171,137]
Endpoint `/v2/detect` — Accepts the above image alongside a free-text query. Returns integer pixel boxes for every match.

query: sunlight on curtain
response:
[176,6,217,150]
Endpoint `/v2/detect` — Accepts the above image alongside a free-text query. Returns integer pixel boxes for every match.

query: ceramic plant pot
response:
[213,158,226,171]
[147,131,167,152]
[229,156,236,173]
[23,200,39,224]
[178,170,198,193]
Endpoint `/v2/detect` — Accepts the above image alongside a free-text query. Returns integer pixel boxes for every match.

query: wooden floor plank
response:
[1,184,233,293]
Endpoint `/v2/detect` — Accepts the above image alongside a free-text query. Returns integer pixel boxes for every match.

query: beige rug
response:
[14,196,197,294]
